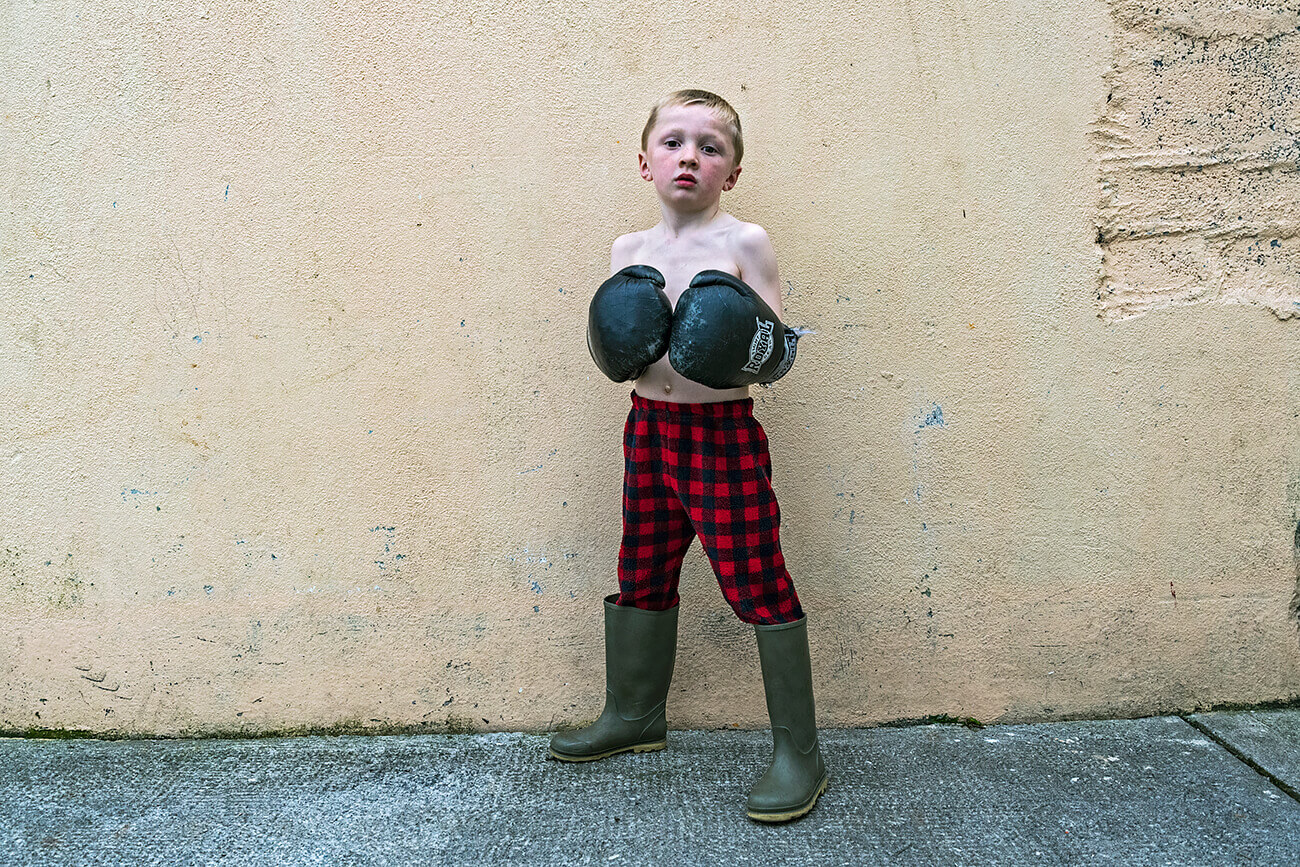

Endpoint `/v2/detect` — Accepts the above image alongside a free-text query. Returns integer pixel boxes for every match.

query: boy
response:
[551,90,828,823]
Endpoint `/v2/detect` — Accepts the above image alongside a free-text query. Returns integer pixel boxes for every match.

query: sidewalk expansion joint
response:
[1181,715,1300,805]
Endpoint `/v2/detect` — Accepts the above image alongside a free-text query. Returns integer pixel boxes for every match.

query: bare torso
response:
[612,216,754,404]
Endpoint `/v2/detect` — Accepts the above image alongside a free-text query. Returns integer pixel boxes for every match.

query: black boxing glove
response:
[587,265,673,382]
[669,271,800,389]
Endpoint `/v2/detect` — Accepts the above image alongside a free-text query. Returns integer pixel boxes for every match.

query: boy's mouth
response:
[674,173,697,186]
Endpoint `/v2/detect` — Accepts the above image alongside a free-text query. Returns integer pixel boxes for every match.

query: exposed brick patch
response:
[1094,1,1300,321]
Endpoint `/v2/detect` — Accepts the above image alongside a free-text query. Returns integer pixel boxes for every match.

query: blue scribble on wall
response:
[370,525,406,573]
[518,447,559,475]
[917,403,945,432]
[121,488,159,509]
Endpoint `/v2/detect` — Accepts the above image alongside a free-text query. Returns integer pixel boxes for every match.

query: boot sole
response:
[745,774,829,823]
[549,740,667,762]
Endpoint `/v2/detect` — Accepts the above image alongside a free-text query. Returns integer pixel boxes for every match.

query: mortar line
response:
[1180,715,1300,805]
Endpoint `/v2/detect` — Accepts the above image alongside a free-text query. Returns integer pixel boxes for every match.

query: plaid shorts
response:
[616,393,804,625]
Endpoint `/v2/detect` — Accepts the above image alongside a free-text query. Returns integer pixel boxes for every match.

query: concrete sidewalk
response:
[3,710,1299,866]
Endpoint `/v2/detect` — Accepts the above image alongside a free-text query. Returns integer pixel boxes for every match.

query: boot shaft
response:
[603,594,679,718]
[753,616,819,752]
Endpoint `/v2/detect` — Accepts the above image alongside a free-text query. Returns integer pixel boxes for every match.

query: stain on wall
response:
[1094,0,1300,321]
[2,547,83,610]
[1292,520,1300,627]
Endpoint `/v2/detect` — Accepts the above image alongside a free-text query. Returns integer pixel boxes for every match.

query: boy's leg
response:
[549,396,692,762]
[617,398,696,609]
[670,402,826,821]
[674,407,802,625]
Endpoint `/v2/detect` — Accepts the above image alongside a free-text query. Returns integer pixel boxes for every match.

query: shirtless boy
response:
[551,90,828,823]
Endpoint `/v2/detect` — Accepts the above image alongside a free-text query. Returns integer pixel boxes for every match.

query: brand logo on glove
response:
[743,318,775,374]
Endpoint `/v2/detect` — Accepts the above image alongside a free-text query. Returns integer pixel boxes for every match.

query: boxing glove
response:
[587,265,674,382]
[669,271,799,389]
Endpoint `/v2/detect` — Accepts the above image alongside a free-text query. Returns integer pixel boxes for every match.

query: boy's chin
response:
[660,187,720,207]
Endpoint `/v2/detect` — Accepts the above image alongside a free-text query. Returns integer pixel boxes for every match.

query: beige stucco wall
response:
[2,0,1297,737]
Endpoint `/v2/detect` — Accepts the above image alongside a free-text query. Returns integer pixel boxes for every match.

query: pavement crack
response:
[1181,715,1300,805]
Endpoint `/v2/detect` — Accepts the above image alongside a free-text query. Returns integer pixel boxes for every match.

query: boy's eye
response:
[702,145,719,155]
[664,139,680,148]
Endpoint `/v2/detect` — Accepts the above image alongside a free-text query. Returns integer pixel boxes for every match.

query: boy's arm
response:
[592,232,672,383]
[671,226,799,388]
[733,224,784,319]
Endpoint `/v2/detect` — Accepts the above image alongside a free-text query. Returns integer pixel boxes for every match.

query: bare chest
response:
[636,243,739,304]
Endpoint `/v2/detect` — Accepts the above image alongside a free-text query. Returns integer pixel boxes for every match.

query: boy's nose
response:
[679,148,698,166]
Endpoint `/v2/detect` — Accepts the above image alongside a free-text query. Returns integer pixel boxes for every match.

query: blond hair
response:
[641,89,744,166]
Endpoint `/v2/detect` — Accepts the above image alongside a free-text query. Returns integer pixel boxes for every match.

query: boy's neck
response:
[656,201,725,238]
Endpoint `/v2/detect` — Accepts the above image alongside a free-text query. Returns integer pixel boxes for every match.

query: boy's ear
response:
[638,152,653,182]
[722,164,742,192]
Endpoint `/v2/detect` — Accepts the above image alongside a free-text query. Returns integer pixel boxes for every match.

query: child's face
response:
[638,104,741,209]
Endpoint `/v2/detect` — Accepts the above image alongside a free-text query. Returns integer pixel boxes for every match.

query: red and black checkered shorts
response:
[616,393,804,625]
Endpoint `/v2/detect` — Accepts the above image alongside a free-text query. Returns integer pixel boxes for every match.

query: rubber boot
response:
[549,594,678,762]
[746,616,829,822]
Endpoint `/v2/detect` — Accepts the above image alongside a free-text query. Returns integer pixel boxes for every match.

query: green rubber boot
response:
[549,594,678,762]
[746,616,829,822]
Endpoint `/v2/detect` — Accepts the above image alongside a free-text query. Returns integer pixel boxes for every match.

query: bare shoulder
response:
[729,220,775,259]
[610,230,650,273]
[730,220,779,295]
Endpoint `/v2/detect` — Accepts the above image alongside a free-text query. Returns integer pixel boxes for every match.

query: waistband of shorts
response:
[630,392,754,417]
